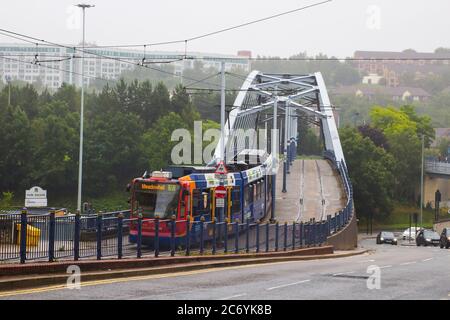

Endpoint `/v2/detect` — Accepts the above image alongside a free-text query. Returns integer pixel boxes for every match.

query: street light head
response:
[76,4,95,8]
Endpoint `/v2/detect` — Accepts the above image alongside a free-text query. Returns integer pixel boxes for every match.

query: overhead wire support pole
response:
[76,3,95,212]
[420,134,424,227]
[282,100,288,193]
[220,61,226,163]
[270,92,278,223]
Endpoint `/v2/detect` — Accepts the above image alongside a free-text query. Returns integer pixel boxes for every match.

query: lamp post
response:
[76,3,95,212]
[420,134,424,227]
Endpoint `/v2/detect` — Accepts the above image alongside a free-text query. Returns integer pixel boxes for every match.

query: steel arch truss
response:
[212,71,346,167]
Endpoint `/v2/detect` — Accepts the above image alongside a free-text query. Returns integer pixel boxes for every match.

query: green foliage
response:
[0,192,14,209]
[340,127,395,220]
[0,78,202,203]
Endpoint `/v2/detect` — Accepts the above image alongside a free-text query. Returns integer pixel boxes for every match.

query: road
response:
[1,237,449,300]
[274,159,345,223]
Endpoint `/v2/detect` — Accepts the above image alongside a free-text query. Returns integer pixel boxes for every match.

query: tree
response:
[340,127,395,221]
[140,112,187,171]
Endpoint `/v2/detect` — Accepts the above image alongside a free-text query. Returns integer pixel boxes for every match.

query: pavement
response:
[274,159,345,223]
[1,237,449,300]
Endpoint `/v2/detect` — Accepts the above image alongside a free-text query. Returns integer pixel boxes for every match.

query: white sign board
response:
[25,186,47,207]
[216,198,225,208]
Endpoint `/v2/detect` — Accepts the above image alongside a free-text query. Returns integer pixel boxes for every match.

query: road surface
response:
[1,237,449,300]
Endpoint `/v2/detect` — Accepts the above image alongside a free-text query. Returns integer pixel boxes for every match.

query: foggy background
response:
[2,0,449,57]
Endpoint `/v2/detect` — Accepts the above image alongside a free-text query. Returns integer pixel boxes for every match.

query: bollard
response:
[185,215,191,256]
[292,221,296,250]
[96,213,103,260]
[154,215,160,257]
[275,221,279,252]
[283,222,288,251]
[19,209,27,264]
[170,215,176,257]
[212,217,217,255]
[224,217,229,253]
[245,218,250,253]
[234,218,240,254]
[49,210,55,262]
[74,210,80,261]
[117,213,124,259]
[255,220,260,253]
[265,221,270,252]
[200,216,205,255]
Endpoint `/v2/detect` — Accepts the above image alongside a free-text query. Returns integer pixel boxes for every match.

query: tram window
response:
[232,187,241,214]
[244,185,250,207]
[192,189,208,216]
[253,184,257,200]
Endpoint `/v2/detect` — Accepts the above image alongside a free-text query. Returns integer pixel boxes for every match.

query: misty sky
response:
[2,0,450,58]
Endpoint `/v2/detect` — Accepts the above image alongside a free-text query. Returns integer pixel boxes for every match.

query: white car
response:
[402,227,422,240]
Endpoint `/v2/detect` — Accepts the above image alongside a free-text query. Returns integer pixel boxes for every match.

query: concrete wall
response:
[424,175,450,208]
[327,211,358,250]
[434,218,450,235]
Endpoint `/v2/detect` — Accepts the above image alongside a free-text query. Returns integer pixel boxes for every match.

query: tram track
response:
[314,160,326,221]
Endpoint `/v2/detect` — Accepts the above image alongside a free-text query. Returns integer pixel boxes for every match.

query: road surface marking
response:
[400,261,417,266]
[0,260,310,298]
[379,265,392,269]
[332,271,355,276]
[266,279,311,291]
[422,258,433,262]
[220,293,247,300]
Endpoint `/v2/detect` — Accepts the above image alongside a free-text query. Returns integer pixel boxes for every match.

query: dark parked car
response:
[376,231,398,245]
[440,228,450,249]
[416,229,440,247]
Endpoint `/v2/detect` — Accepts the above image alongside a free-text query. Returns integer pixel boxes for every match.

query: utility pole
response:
[220,61,226,163]
[270,93,278,222]
[76,3,95,212]
[420,134,424,227]
[282,101,288,193]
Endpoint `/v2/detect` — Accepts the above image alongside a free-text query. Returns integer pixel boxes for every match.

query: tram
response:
[127,149,275,246]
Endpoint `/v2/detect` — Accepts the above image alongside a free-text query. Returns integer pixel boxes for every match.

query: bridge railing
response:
[323,150,354,235]
[425,160,450,175]
[0,209,332,264]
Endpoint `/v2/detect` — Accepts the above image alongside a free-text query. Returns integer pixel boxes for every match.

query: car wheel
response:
[441,244,444,249]
[416,243,420,246]
[446,244,450,249]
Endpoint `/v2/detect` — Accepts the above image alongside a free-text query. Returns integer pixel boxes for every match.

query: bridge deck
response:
[274,159,346,223]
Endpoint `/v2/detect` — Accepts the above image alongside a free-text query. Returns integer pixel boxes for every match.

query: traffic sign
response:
[215,185,227,199]
[215,161,228,175]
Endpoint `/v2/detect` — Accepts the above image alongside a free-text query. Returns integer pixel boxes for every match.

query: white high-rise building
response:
[0,43,251,89]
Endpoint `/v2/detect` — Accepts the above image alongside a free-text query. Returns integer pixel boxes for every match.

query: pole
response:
[220,61,226,163]
[270,95,278,222]
[282,101,288,193]
[420,134,424,227]
[8,81,11,107]
[76,3,94,212]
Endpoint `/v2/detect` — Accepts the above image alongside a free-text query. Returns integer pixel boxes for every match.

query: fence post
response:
[283,222,288,251]
[234,218,239,254]
[245,218,250,253]
[170,215,176,257]
[265,221,270,252]
[212,217,217,255]
[327,215,331,236]
[48,210,55,262]
[334,212,338,233]
[185,215,191,256]
[224,217,228,254]
[19,208,27,264]
[137,213,143,258]
[275,221,279,252]
[74,210,80,261]
[299,222,303,248]
[255,220,260,253]
[117,213,123,259]
[154,215,160,258]
[199,216,205,255]
[96,213,102,260]
[292,221,296,250]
